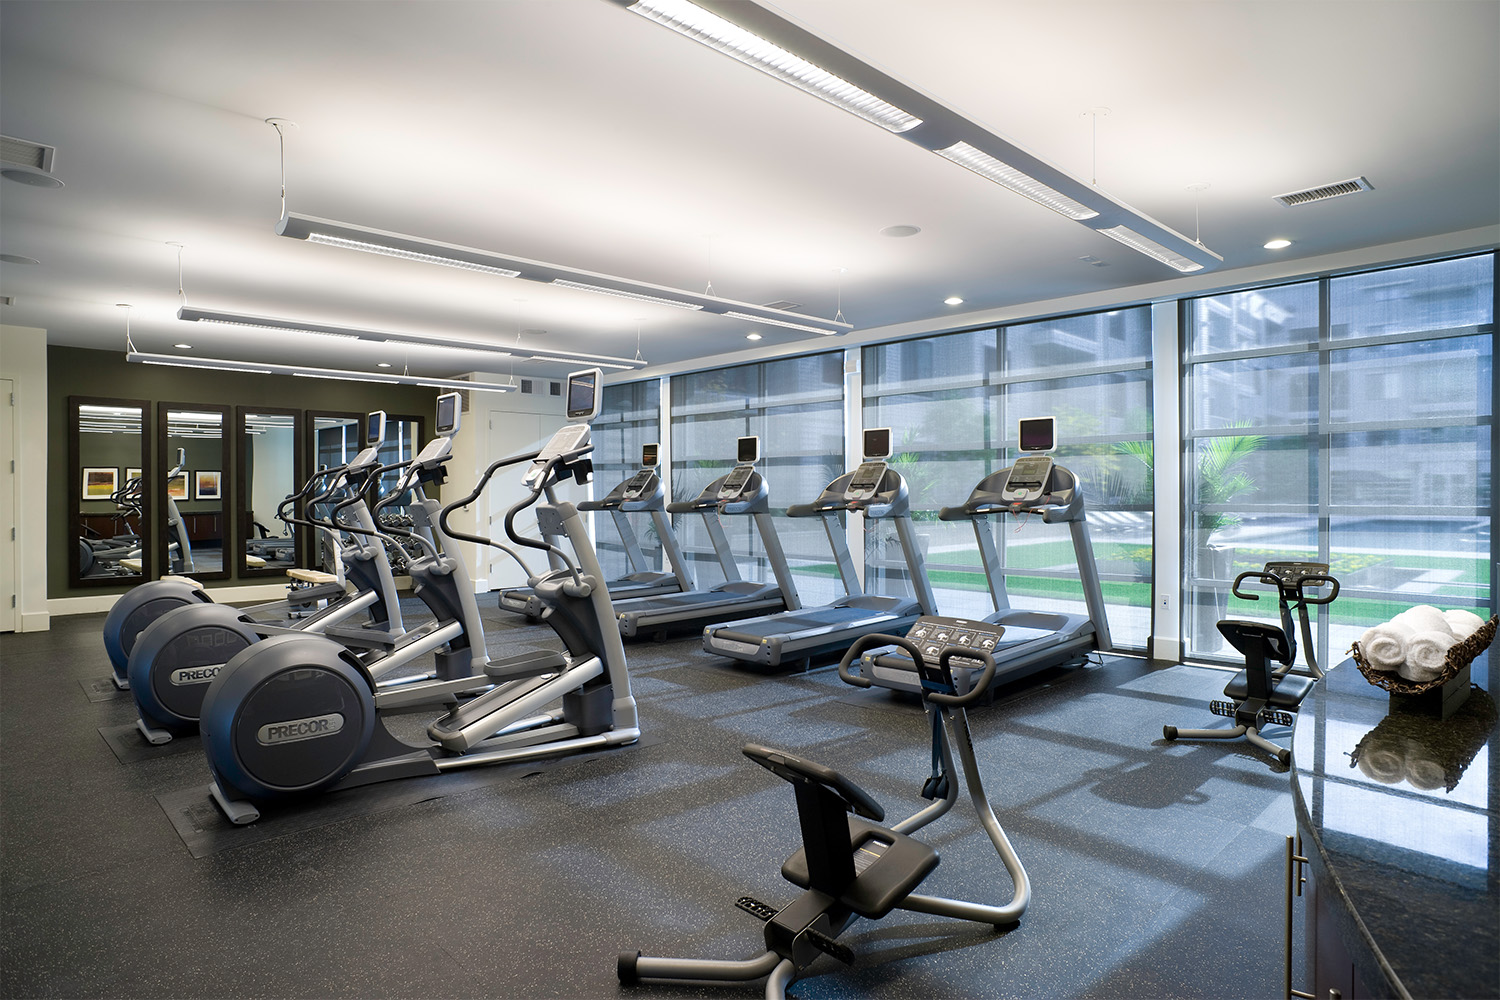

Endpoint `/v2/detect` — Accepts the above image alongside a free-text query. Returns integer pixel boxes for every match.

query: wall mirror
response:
[69,396,150,588]
[158,403,230,581]
[237,407,303,578]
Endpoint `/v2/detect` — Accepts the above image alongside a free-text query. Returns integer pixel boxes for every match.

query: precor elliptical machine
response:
[620,617,1029,997]
[197,369,639,824]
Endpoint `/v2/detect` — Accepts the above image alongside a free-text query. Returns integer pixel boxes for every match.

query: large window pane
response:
[594,379,661,581]
[1186,253,1493,663]
[670,354,845,603]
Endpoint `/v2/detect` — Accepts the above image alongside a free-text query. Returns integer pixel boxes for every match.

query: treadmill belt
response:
[626,591,751,614]
[721,607,883,639]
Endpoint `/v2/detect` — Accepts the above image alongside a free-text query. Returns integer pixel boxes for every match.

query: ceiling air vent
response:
[520,379,533,394]
[0,135,63,187]
[761,300,802,312]
[550,381,561,396]
[1274,176,1373,208]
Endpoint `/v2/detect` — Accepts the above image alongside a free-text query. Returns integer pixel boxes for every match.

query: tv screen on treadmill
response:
[1018,416,1055,453]
[365,411,385,446]
[737,436,759,464]
[641,443,659,468]
[863,427,891,460]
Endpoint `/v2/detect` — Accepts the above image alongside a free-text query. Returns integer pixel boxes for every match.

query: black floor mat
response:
[98,723,203,763]
[80,676,129,703]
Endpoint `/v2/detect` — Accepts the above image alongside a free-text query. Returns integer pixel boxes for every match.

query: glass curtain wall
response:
[1184,253,1494,662]
[861,309,1155,649]
[670,354,845,604]
[592,379,662,581]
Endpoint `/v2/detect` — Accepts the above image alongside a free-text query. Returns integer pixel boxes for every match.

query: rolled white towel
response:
[1442,608,1485,640]
[1358,621,1413,672]
[1400,629,1457,683]
[1392,605,1452,636]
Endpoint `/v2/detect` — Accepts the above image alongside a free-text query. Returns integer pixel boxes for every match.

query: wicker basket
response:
[1350,615,1498,695]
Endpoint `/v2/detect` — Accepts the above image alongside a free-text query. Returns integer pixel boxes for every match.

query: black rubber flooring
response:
[1,599,1303,998]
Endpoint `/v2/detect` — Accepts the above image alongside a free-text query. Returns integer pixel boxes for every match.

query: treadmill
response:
[498,442,693,618]
[862,416,1113,696]
[613,436,802,639]
[701,427,938,669]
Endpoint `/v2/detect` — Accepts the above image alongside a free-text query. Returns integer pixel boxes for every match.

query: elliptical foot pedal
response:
[135,719,174,746]
[803,926,854,965]
[1263,709,1297,727]
[735,895,779,922]
[208,782,261,826]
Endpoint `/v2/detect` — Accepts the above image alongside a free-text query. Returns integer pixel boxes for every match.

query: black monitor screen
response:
[1018,417,1055,453]
[365,411,386,446]
[566,370,599,420]
[737,436,759,464]
[435,393,459,435]
[863,427,892,460]
[641,443,659,468]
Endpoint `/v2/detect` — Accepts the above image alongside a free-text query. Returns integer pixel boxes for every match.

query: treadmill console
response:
[717,464,755,501]
[1001,455,1054,504]
[845,461,888,503]
[621,468,655,501]
[906,615,1004,692]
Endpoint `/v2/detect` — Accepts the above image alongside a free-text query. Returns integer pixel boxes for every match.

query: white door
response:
[0,380,15,632]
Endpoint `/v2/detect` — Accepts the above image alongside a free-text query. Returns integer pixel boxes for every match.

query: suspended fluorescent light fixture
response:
[276,213,853,335]
[622,0,922,134]
[176,305,645,370]
[126,350,520,393]
[607,0,1222,273]
[722,310,839,335]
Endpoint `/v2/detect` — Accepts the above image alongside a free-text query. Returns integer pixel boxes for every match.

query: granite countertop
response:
[1291,650,1498,1000]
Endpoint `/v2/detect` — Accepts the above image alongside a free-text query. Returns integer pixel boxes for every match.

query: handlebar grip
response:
[929,649,997,707]
[1230,570,1276,600]
[837,633,919,689]
[1299,574,1341,604]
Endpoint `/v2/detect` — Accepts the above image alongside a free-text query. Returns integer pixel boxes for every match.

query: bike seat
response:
[780,815,939,920]
[1224,670,1315,707]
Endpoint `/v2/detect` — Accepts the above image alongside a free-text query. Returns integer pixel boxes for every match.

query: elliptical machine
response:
[124,397,487,744]
[620,617,1029,997]
[99,414,404,690]
[197,369,639,825]
[1163,561,1339,766]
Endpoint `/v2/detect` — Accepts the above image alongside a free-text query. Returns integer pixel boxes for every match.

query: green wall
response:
[49,345,438,598]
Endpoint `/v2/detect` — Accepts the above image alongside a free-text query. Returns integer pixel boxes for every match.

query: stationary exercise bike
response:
[1163,561,1339,766]
[620,616,1029,998]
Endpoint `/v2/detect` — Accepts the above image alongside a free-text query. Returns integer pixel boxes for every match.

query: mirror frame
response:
[235,406,304,579]
[68,395,152,589]
[306,409,365,576]
[157,401,232,582]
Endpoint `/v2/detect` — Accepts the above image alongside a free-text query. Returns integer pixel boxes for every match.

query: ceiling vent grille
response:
[550,381,561,396]
[761,300,802,312]
[1274,176,1373,207]
[0,135,54,171]
[520,379,533,394]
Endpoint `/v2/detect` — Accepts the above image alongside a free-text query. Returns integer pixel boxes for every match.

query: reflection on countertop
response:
[1292,651,1498,1000]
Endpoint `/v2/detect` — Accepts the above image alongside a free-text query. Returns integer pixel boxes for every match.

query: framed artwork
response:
[166,472,190,501]
[126,467,142,483]
[82,467,118,501]
[195,470,222,500]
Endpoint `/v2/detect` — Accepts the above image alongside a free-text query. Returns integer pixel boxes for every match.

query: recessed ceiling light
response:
[173,343,192,350]
[944,296,963,306]
[1264,238,1293,250]
[0,253,40,265]
[880,225,921,238]
[376,362,393,368]
[746,332,763,341]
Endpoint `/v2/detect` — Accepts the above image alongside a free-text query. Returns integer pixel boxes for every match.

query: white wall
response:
[0,325,50,631]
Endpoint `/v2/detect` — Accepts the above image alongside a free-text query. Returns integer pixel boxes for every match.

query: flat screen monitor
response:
[737,436,759,464]
[1018,416,1056,453]
[863,427,892,460]
[641,443,659,468]
[435,393,460,436]
[365,410,386,447]
[566,368,602,421]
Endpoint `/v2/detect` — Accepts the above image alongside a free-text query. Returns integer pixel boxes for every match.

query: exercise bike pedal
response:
[803,926,854,965]
[735,895,779,922]
[1262,708,1297,727]
[1209,700,1238,719]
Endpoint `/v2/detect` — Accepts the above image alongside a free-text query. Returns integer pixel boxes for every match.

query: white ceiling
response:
[2,0,1497,381]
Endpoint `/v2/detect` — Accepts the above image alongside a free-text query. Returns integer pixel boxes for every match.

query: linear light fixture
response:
[177,305,643,370]
[127,350,520,393]
[608,0,1222,273]
[276,213,853,335]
